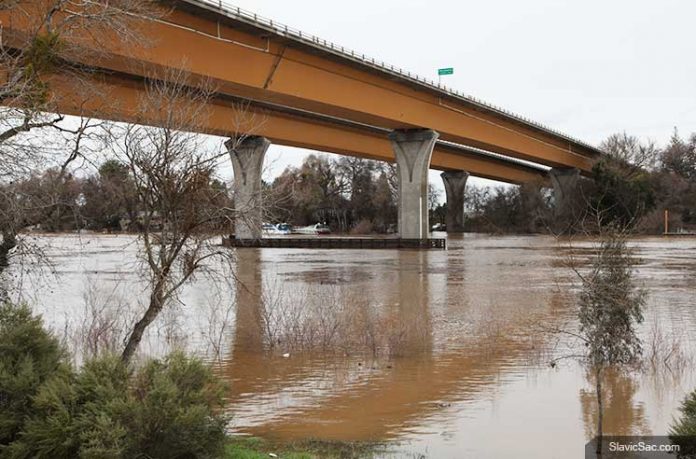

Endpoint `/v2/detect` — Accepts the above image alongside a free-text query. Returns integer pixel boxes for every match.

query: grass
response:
[224,437,382,459]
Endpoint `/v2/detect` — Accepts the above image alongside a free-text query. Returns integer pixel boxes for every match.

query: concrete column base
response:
[389,129,439,239]
[225,136,270,239]
[440,170,469,233]
[549,167,580,215]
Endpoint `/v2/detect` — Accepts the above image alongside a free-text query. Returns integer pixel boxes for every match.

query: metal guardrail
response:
[183,0,601,154]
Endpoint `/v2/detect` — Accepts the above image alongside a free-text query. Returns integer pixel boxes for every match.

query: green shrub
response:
[1,303,228,459]
[670,389,696,457]
[123,353,228,458]
[8,353,228,459]
[672,389,696,436]
[591,158,656,228]
[0,303,68,446]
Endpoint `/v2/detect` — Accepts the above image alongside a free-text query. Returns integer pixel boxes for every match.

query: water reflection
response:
[221,244,578,443]
[393,250,432,356]
[233,248,264,352]
[580,369,649,439]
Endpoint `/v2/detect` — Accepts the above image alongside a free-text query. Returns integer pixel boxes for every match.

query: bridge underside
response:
[42,72,548,185]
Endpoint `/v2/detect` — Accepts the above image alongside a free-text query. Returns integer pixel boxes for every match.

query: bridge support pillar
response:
[389,129,439,239]
[226,136,270,240]
[441,170,469,233]
[550,167,580,215]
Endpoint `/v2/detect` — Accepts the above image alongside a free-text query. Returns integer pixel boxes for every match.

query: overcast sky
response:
[215,0,696,190]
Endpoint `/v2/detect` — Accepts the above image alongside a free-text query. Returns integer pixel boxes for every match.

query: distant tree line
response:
[440,130,696,234]
[0,155,399,235]
[0,159,234,234]
[266,155,400,233]
[2,130,693,236]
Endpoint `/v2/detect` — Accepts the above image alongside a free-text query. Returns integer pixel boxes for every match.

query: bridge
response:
[0,0,601,238]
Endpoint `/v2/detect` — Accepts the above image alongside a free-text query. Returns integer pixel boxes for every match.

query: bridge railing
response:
[185,0,598,153]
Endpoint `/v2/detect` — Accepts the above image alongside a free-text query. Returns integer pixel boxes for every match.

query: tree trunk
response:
[0,230,17,273]
[121,285,165,363]
[596,366,604,456]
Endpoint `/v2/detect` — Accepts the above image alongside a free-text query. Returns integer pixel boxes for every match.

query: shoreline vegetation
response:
[224,437,383,459]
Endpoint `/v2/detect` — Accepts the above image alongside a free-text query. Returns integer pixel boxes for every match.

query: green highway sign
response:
[438,67,454,76]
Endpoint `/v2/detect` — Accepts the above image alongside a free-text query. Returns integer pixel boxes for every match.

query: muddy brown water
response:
[12,233,696,458]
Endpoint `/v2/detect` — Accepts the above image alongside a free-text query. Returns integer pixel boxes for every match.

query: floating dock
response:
[222,236,446,250]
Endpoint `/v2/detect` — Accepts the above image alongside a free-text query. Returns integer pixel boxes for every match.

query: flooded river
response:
[10,233,696,458]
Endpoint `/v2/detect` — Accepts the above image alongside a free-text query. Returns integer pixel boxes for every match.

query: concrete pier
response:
[440,170,469,233]
[226,136,270,239]
[389,129,439,239]
[549,167,580,215]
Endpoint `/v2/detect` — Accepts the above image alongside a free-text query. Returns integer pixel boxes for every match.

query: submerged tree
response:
[572,226,645,455]
[111,69,238,363]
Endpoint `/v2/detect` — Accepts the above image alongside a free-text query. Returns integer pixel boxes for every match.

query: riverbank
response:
[225,437,381,459]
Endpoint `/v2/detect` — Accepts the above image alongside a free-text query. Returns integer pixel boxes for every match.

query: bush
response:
[591,158,656,228]
[0,303,228,459]
[670,389,696,456]
[672,390,696,436]
[0,303,68,446]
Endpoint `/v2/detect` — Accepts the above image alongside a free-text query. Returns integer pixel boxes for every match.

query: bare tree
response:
[110,70,238,363]
[0,117,108,286]
[0,0,156,281]
[0,0,157,156]
[600,132,660,173]
[427,182,441,211]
